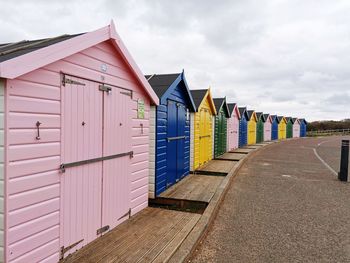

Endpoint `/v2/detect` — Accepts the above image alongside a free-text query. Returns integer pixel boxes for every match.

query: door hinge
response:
[97,225,110,235]
[118,208,131,221]
[60,239,84,260]
[62,75,86,86]
[99,84,112,92]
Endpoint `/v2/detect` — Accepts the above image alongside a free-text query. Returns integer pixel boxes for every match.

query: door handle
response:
[167,136,186,142]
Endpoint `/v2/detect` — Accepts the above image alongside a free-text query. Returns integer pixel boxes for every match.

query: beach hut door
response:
[166,101,186,187]
[61,76,132,257]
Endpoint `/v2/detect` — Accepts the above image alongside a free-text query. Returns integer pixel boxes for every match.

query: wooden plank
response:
[132,213,198,263]
[62,208,201,263]
[152,214,201,263]
[216,152,246,161]
[62,208,159,262]
[160,174,224,203]
[196,160,237,174]
[230,148,252,154]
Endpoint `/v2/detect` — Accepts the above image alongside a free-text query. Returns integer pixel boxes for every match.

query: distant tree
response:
[308,119,350,131]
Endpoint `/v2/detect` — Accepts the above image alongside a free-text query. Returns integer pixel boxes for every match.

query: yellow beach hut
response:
[278,116,287,139]
[247,110,258,145]
[190,89,217,171]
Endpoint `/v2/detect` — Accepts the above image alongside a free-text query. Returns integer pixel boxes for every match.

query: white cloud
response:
[0,0,349,121]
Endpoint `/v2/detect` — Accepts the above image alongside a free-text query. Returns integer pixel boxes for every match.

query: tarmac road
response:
[190,136,350,263]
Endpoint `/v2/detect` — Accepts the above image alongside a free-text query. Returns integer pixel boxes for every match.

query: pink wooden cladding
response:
[264,118,272,141]
[102,87,132,230]
[227,113,239,151]
[61,77,103,256]
[5,40,151,263]
[293,122,300,138]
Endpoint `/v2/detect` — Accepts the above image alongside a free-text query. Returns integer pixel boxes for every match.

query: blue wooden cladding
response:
[299,118,307,137]
[238,107,248,147]
[271,115,279,140]
[146,72,196,197]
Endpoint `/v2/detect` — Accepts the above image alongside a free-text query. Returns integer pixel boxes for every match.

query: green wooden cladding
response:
[256,119,264,143]
[214,108,227,157]
[286,120,293,138]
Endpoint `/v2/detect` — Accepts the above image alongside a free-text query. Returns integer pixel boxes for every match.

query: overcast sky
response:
[1,0,349,121]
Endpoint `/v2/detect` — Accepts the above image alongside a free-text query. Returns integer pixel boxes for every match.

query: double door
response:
[215,112,226,157]
[60,75,132,258]
[199,108,212,166]
[166,100,187,187]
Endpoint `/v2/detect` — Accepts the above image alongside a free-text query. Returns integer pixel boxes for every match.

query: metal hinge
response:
[96,225,110,235]
[62,75,86,86]
[118,208,131,221]
[60,239,84,260]
[99,84,112,92]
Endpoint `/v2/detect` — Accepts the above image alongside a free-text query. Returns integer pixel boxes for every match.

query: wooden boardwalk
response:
[62,208,200,263]
[160,174,224,203]
[216,152,246,161]
[230,148,253,154]
[196,160,238,175]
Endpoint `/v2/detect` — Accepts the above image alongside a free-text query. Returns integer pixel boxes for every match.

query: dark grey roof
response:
[213,98,225,113]
[256,112,263,121]
[190,89,208,109]
[238,107,246,116]
[292,117,298,123]
[145,73,181,98]
[299,118,307,124]
[285,117,292,123]
[263,114,270,122]
[227,103,237,115]
[277,116,284,123]
[247,110,255,121]
[270,115,277,122]
[0,34,83,63]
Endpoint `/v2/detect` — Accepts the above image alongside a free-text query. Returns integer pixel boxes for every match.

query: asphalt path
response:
[190,136,350,263]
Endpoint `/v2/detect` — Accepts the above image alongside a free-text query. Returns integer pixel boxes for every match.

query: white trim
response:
[148,106,156,198]
[190,113,194,171]
[0,79,4,262]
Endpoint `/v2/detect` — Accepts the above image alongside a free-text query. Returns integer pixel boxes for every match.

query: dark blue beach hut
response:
[146,71,196,198]
[238,107,248,147]
[299,118,307,137]
[271,115,279,140]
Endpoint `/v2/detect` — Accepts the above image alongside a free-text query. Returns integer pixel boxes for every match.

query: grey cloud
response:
[0,0,349,121]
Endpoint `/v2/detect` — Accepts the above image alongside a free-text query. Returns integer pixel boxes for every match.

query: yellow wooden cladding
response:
[278,117,287,139]
[193,90,216,170]
[247,112,257,145]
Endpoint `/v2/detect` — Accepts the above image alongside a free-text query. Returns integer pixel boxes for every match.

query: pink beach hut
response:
[227,103,240,151]
[0,22,158,262]
[263,114,272,141]
[292,118,300,138]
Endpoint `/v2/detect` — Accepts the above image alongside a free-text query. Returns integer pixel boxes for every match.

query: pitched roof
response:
[247,110,256,121]
[292,117,298,123]
[256,112,263,121]
[227,103,236,114]
[227,103,240,119]
[213,98,224,113]
[0,21,159,105]
[277,116,286,123]
[145,73,180,98]
[190,89,208,109]
[263,113,270,122]
[270,115,277,121]
[299,118,307,124]
[0,34,82,63]
[285,117,292,123]
[238,107,247,116]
